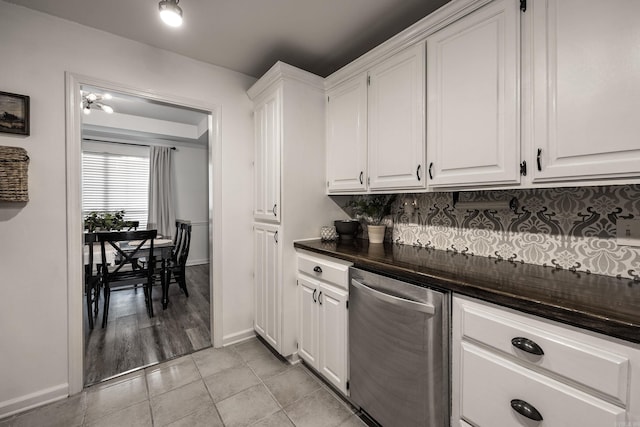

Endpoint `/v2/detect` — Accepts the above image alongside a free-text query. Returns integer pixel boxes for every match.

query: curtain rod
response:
[83,138,176,150]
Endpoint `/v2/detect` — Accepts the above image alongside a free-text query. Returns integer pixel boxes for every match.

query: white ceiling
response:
[81,85,209,145]
[6,0,450,78]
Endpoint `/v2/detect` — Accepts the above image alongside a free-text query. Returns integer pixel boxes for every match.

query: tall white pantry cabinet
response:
[248,62,348,358]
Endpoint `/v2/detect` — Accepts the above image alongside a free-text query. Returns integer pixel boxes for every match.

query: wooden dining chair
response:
[123,220,139,230]
[96,230,158,327]
[84,232,101,330]
[167,221,192,297]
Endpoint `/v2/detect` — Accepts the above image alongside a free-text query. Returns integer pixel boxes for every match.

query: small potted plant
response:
[84,210,127,232]
[347,194,397,243]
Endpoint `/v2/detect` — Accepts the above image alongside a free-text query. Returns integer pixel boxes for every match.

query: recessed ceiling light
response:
[159,0,183,27]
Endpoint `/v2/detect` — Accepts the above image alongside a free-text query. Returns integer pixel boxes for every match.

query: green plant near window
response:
[84,210,127,232]
[347,194,397,225]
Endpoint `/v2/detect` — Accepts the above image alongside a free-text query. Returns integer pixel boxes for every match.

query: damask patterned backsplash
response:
[384,185,640,281]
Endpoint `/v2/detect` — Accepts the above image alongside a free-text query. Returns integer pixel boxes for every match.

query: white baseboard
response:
[0,383,68,420]
[186,259,208,266]
[222,328,255,347]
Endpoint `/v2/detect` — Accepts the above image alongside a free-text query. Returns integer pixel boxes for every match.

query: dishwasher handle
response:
[351,278,435,315]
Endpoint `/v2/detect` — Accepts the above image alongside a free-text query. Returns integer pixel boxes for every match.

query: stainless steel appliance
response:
[349,267,450,427]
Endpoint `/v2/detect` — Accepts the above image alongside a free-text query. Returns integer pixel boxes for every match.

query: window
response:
[82,150,150,229]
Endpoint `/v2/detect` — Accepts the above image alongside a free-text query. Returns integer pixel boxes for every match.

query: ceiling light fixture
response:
[81,91,114,115]
[159,0,183,27]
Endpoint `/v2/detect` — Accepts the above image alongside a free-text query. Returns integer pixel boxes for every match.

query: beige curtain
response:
[147,146,175,238]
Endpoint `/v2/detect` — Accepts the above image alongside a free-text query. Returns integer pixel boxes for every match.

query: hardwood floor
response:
[84,264,211,386]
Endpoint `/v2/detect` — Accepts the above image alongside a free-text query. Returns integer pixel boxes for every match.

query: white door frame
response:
[65,72,224,394]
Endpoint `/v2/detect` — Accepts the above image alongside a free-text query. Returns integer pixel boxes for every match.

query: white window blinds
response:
[82,151,150,229]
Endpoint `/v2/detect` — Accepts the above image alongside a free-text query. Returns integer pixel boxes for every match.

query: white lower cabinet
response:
[452,295,640,426]
[296,251,351,395]
[297,277,319,366]
[460,341,624,426]
[317,283,348,391]
[253,223,280,350]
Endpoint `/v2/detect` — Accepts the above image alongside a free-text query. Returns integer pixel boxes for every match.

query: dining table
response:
[121,238,175,310]
[85,236,176,310]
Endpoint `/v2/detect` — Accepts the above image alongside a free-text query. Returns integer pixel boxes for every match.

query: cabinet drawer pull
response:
[511,337,544,355]
[313,266,322,274]
[273,203,278,217]
[428,162,433,180]
[536,148,542,171]
[312,289,317,303]
[359,171,363,185]
[416,164,421,181]
[510,399,543,421]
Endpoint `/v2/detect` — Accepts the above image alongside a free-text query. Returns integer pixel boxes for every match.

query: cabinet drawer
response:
[457,298,629,405]
[460,342,625,427]
[297,251,351,289]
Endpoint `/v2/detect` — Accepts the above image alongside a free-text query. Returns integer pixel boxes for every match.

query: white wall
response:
[173,143,209,265]
[0,1,255,417]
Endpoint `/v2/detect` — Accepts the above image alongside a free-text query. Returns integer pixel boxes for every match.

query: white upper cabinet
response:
[531,0,640,182]
[426,0,520,188]
[368,43,426,191]
[253,88,281,222]
[324,0,640,190]
[326,74,368,193]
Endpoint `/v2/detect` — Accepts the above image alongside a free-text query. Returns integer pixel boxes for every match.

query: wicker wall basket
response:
[0,146,29,202]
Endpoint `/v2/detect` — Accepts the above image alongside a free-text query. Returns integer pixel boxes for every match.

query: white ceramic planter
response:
[367,225,386,244]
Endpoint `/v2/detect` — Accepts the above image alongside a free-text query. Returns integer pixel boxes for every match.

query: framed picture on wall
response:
[0,91,30,136]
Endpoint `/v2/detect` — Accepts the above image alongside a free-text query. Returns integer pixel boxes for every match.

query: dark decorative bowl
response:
[334,220,360,240]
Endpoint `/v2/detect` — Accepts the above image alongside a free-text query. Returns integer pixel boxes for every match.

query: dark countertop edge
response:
[294,241,640,345]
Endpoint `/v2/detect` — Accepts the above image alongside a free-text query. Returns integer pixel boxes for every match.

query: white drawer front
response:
[297,251,350,289]
[460,300,629,404]
[460,342,625,427]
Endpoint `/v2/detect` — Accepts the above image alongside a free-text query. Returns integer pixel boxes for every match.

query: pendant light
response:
[159,0,183,27]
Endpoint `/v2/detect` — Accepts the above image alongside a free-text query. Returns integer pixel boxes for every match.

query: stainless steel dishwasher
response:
[349,267,449,427]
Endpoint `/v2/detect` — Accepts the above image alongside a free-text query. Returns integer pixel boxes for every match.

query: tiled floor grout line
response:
[143,367,155,427]
[298,362,361,425]
[80,392,88,427]
[198,351,228,427]
[232,343,315,427]
[155,354,224,427]
[273,365,325,427]
[233,346,283,426]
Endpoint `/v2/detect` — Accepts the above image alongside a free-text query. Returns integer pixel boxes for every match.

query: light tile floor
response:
[0,338,366,427]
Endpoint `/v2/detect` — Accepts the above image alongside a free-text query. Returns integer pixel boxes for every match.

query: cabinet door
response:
[318,283,349,395]
[426,0,520,187]
[297,277,319,368]
[531,0,640,182]
[326,74,368,193]
[253,88,281,222]
[368,43,426,190]
[253,223,280,350]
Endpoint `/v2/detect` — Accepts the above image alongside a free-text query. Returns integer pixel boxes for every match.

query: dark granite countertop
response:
[294,239,640,345]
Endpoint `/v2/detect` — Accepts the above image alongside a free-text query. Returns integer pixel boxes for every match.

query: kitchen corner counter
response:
[294,239,640,345]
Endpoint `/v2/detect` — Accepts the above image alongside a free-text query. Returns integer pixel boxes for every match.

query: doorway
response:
[66,73,223,394]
